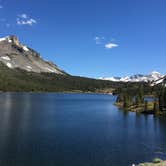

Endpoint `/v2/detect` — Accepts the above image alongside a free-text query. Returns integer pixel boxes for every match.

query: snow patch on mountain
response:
[22,45,29,52]
[0,36,13,43]
[6,62,12,68]
[0,56,11,61]
[100,71,165,83]
[27,66,32,69]
[0,37,6,42]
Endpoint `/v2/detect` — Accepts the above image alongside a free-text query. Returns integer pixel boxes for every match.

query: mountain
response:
[0,35,163,92]
[0,35,122,92]
[0,35,66,74]
[100,71,165,83]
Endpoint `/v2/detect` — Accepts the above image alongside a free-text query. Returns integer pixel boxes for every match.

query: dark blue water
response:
[0,93,166,166]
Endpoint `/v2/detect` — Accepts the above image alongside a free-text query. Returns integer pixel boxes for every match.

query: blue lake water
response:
[0,93,166,166]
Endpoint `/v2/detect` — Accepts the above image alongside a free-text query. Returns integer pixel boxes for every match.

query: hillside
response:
[0,62,125,92]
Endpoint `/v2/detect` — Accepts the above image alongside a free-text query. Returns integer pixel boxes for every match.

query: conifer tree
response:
[153,98,159,113]
[144,100,148,111]
[135,85,144,105]
[116,94,124,103]
[159,87,166,111]
[123,93,133,108]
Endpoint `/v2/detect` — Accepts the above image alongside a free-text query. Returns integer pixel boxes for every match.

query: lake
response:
[0,93,166,166]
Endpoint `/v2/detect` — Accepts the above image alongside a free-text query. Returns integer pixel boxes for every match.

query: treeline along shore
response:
[115,81,166,115]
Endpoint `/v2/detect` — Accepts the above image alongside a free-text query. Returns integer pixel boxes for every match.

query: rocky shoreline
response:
[134,159,166,166]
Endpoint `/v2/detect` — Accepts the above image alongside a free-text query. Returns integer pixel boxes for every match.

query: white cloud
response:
[105,43,119,49]
[16,14,37,26]
[17,18,37,26]
[94,36,119,49]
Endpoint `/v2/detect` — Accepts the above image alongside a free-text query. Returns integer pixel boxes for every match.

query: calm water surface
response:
[0,93,166,166]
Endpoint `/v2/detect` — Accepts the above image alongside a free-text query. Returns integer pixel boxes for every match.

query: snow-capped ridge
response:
[0,35,29,51]
[100,71,165,83]
[0,36,12,43]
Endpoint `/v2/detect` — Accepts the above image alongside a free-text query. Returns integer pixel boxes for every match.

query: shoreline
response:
[135,159,166,166]
[0,91,114,95]
[115,102,166,116]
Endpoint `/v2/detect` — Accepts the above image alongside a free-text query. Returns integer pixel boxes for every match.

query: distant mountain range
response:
[100,71,165,83]
[0,35,66,75]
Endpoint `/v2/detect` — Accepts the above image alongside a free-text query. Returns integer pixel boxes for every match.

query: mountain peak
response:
[151,71,161,76]
[7,35,20,45]
[0,35,66,74]
[0,35,20,45]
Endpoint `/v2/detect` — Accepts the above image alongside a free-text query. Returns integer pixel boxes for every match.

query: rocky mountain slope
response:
[100,71,165,83]
[0,35,66,74]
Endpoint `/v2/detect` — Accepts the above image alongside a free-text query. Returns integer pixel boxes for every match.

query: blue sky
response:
[0,0,165,78]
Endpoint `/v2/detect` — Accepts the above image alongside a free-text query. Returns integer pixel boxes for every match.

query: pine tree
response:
[163,88,166,111]
[135,85,144,105]
[144,100,148,111]
[116,94,124,103]
[159,87,166,111]
[153,98,159,113]
[123,93,133,108]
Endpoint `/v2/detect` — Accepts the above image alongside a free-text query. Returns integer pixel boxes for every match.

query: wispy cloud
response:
[16,14,37,26]
[105,43,119,49]
[94,36,105,44]
[0,5,3,9]
[94,36,119,49]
